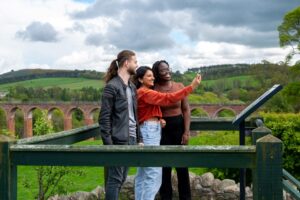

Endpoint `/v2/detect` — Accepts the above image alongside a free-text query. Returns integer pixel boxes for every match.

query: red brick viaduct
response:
[0,102,247,138]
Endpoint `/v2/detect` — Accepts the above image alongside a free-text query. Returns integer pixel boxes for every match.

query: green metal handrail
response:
[283,169,300,199]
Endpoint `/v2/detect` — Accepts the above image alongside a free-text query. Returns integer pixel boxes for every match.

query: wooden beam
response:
[10,145,256,168]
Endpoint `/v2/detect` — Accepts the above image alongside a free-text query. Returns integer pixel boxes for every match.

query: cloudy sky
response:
[0,0,299,74]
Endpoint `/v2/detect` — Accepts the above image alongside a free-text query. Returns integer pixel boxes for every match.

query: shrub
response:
[260,112,300,179]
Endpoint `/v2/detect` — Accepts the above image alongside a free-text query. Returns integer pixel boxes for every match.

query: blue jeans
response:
[135,121,162,200]
[105,136,136,200]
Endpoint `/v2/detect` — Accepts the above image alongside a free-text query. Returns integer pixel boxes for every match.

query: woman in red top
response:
[133,66,201,200]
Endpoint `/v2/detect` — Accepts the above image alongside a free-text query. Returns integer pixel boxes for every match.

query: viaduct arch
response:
[189,104,246,118]
[0,102,247,138]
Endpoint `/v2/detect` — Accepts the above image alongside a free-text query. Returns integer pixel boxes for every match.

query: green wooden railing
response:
[0,119,287,200]
[283,169,300,199]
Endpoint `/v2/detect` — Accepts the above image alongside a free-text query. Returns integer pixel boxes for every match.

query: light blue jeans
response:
[135,121,162,200]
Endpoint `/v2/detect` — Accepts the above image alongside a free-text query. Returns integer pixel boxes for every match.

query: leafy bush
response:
[27,111,85,200]
[191,108,209,117]
[216,109,236,117]
[188,92,243,104]
[260,112,300,179]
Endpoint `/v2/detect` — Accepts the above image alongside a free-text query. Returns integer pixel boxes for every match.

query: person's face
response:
[158,62,171,81]
[126,55,138,75]
[139,70,155,88]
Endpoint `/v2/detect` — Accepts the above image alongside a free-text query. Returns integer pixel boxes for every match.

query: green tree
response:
[0,109,7,133]
[283,82,300,112]
[278,6,300,63]
[29,111,84,200]
[191,108,209,117]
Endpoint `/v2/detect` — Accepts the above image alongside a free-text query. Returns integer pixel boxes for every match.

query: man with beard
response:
[99,50,142,200]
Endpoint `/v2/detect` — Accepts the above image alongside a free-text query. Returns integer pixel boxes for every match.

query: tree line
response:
[3,86,103,102]
[1,61,299,112]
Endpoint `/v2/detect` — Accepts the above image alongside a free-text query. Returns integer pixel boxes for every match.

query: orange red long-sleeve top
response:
[137,85,193,124]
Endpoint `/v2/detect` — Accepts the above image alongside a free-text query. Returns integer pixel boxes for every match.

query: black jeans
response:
[105,136,136,200]
[159,115,191,200]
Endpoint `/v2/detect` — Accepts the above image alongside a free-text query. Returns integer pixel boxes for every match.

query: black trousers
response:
[159,115,191,200]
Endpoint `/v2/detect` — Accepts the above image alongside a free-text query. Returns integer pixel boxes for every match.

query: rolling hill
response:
[0,77,104,92]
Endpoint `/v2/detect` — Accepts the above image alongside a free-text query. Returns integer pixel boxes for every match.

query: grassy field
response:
[17,131,251,200]
[0,75,258,93]
[0,78,104,92]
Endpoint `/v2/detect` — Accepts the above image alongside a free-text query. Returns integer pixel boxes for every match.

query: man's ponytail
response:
[104,50,135,83]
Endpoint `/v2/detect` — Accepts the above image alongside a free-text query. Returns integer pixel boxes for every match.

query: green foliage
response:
[249,63,289,87]
[289,62,300,82]
[216,109,235,118]
[15,109,24,138]
[50,109,64,133]
[278,6,300,63]
[0,69,105,85]
[188,92,243,104]
[264,92,294,112]
[2,84,103,102]
[188,64,252,80]
[191,108,209,117]
[19,166,102,200]
[0,61,298,112]
[18,140,103,200]
[189,131,252,184]
[0,108,7,131]
[282,82,300,112]
[227,88,250,102]
[260,112,300,179]
[28,110,85,200]
[33,111,53,136]
[72,109,85,129]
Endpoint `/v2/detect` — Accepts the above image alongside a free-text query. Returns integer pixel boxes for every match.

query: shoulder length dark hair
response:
[133,66,152,89]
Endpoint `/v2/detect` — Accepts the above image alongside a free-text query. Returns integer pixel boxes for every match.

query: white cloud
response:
[54,47,117,71]
[170,41,290,70]
[0,0,298,75]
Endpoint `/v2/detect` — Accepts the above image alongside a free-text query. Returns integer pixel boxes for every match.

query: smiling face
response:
[139,69,155,88]
[158,62,171,81]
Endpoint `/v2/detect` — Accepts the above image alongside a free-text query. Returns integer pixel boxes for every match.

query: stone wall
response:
[49,172,295,200]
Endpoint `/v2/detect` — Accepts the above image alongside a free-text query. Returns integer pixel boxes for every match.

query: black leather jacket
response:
[99,75,142,145]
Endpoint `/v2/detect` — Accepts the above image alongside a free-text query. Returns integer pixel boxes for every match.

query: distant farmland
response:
[0,75,259,92]
[0,77,105,91]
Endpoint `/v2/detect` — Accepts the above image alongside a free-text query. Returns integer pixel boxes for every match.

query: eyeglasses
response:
[159,68,172,74]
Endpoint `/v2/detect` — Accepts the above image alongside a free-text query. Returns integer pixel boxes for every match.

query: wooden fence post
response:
[0,134,17,200]
[252,134,283,199]
[252,126,272,145]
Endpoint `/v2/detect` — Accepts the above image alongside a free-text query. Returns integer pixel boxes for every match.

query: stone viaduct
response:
[0,102,247,138]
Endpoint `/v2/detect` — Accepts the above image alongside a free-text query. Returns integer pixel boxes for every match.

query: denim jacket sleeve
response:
[99,84,115,145]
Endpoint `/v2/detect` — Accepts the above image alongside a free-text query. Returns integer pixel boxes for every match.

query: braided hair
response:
[152,60,169,83]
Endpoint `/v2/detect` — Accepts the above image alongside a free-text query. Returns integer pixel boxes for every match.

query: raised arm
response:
[140,74,201,106]
[140,86,193,106]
